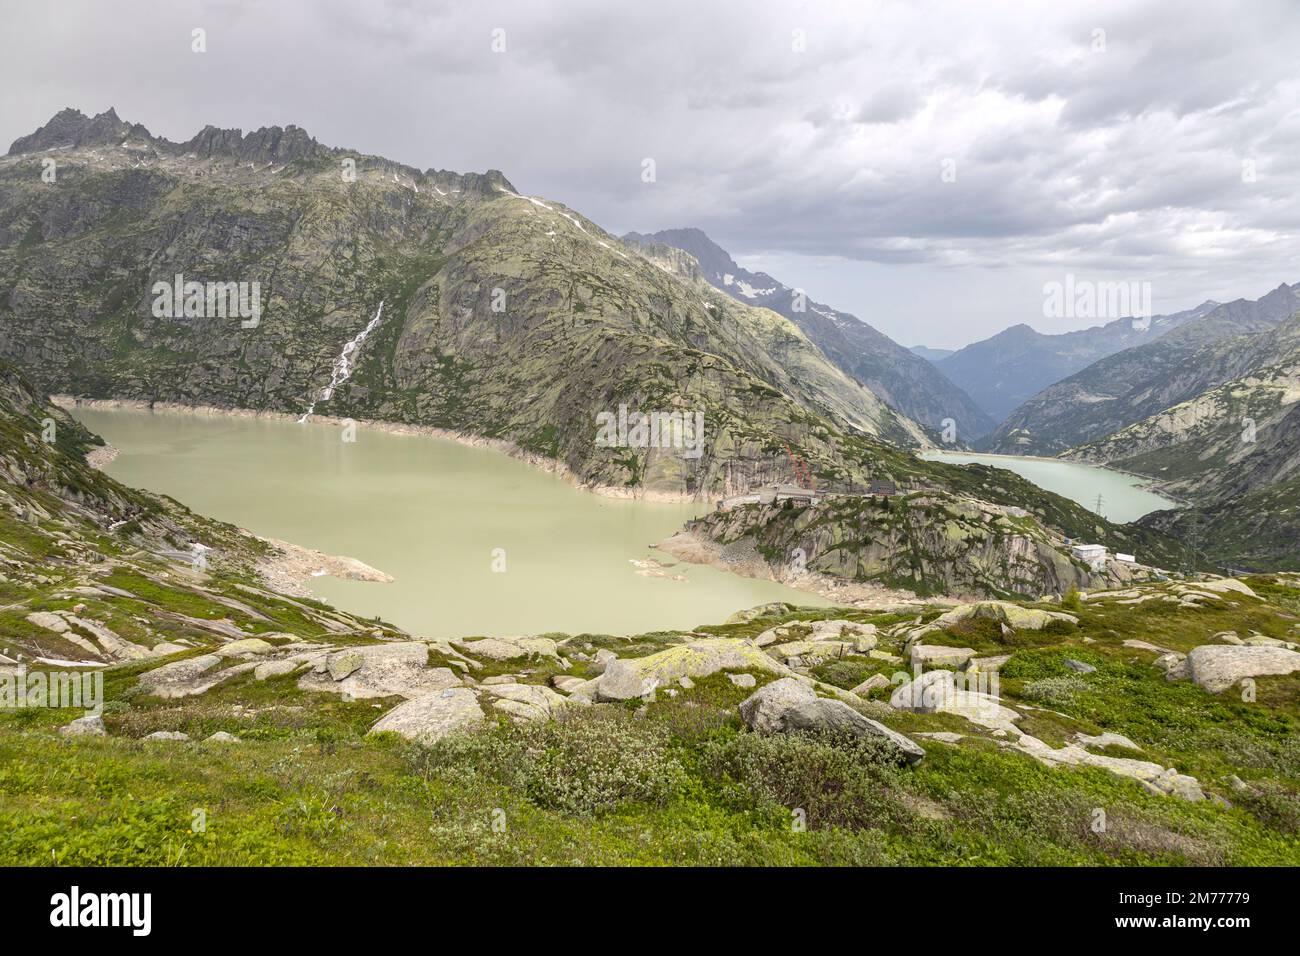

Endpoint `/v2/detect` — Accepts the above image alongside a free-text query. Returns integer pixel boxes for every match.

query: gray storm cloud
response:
[2,0,1297,345]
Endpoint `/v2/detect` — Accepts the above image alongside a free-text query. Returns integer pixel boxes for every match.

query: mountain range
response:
[1067,313,1300,499]
[1063,312,1300,570]
[0,107,1203,579]
[612,227,1299,571]
[935,302,1220,424]
[622,228,996,441]
[986,282,1300,455]
[0,108,932,500]
[3,107,1292,573]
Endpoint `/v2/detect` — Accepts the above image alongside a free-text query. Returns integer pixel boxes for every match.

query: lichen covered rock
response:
[738,677,924,764]
[368,687,485,745]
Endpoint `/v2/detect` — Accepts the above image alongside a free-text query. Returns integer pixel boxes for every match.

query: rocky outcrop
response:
[215,638,274,657]
[368,688,484,745]
[910,645,976,668]
[136,654,234,698]
[580,638,791,702]
[678,492,1133,601]
[889,668,1207,801]
[1181,644,1300,693]
[1012,735,1205,802]
[480,682,571,721]
[851,674,892,695]
[932,601,1079,631]
[754,619,877,649]
[59,715,106,737]
[25,609,156,663]
[454,636,558,661]
[253,660,299,681]
[890,670,1022,734]
[895,602,1078,651]
[766,640,867,666]
[299,643,460,700]
[737,677,924,764]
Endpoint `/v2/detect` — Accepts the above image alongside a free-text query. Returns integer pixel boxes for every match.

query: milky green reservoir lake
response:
[72,408,828,638]
[919,451,1177,523]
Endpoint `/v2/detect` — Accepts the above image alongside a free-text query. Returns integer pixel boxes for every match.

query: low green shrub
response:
[1022,675,1090,706]
[702,729,913,832]
[1235,781,1300,835]
[422,708,686,817]
[812,659,876,690]
[1061,586,1082,612]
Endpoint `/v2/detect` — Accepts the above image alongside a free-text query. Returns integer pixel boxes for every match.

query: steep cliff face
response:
[624,228,995,440]
[0,110,925,501]
[678,493,1154,600]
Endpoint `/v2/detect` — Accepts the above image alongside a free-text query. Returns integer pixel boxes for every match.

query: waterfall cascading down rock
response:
[298,301,385,422]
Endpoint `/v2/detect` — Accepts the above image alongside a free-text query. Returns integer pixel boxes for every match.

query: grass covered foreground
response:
[3,576,1298,867]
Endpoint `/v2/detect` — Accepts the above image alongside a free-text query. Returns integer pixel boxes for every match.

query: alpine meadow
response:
[1,0,1297,935]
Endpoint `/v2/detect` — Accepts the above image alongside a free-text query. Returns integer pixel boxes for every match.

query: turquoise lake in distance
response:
[919,450,1177,523]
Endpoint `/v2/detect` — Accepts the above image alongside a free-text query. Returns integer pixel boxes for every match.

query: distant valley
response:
[986,283,1300,455]
[936,302,1219,425]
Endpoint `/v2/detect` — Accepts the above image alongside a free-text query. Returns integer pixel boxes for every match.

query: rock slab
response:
[738,678,924,765]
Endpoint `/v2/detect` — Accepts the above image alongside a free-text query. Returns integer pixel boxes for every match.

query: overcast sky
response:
[3,0,1298,348]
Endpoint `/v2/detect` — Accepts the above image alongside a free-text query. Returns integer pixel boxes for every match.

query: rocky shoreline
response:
[654,529,934,610]
[56,398,396,597]
[256,536,394,598]
[50,395,704,504]
[83,442,119,469]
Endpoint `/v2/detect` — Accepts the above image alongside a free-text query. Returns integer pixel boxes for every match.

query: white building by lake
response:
[1071,543,1108,570]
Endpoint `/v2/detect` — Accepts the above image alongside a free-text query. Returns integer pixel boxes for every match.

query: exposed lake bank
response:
[66,403,829,638]
[53,396,704,504]
[654,529,937,611]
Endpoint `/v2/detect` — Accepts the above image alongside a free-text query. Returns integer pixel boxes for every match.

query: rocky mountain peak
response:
[240,124,325,164]
[624,226,996,438]
[623,227,740,281]
[7,109,521,198]
[1261,281,1298,305]
[7,107,154,155]
[177,123,328,164]
[463,168,518,196]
